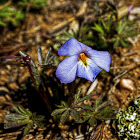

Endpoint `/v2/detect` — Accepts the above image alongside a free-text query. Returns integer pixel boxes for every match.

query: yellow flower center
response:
[79,53,87,66]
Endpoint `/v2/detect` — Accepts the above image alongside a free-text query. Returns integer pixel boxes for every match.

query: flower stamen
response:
[79,53,87,66]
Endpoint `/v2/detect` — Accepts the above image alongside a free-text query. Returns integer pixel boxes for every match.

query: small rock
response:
[0,96,6,104]
[120,79,135,91]
[76,0,88,18]
[134,56,140,63]
[69,20,79,33]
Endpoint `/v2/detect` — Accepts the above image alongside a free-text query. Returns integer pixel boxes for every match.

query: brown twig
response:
[110,64,135,69]
[0,43,31,55]
[0,0,12,10]
[123,50,140,57]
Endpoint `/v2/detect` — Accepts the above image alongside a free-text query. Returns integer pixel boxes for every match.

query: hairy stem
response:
[68,80,75,107]
[25,56,52,113]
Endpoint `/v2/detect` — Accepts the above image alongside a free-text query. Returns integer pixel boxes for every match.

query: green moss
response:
[116,97,140,139]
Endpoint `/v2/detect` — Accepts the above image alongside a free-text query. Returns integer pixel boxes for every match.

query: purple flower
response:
[56,38,111,83]
[128,5,133,13]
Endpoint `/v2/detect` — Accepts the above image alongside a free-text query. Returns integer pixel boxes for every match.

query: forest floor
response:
[0,0,140,139]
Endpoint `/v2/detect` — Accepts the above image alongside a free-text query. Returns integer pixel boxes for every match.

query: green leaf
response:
[118,22,126,34]
[25,109,32,117]
[44,48,52,64]
[94,106,117,120]
[99,18,108,33]
[60,110,69,123]
[37,46,43,65]
[12,105,28,116]
[81,26,90,35]
[35,121,44,128]
[110,37,117,42]
[4,120,28,129]
[108,13,115,30]
[51,108,66,116]
[36,121,44,128]
[74,89,82,104]
[122,31,139,38]
[88,117,97,128]
[120,39,129,47]
[113,39,119,48]
[0,19,6,26]
[78,110,91,123]
[18,0,47,9]
[47,55,54,64]
[74,105,93,111]
[33,115,45,121]
[75,94,93,105]
[23,122,33,136]
[96,101,111,111]
[78,114,90,123]
[70,110,80,122]
[95,95,103,104]
[92,24,104,35]
[123,26,137,33]
[4,114,28,121]
[60,101,67,107]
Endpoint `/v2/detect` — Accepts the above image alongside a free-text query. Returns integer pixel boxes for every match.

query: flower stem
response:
[68,80,75,107]
[24,56,52,113]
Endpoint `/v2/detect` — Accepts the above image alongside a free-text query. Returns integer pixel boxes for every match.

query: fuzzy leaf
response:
[47,55,54,64]
[37,46,43,65]
[70,110,80,122]
[75,104,93,111]
[78,110,91,123]
[95,95,104,110]
[33,115,45,121]
[60,101,67,107]
[88,117,97,128]
[12,105,29,116]
[51,108,66,116]
[95,106,117,120]
[35,121,44,128]
[78,115,89,123]
[75,94,93,105]
[74,89,82,104]
[4,114,28,121]
[25,109,32,117]
[44,48,51,64]
[96,101,111,111]
[23,122,33,136]
[4,120,28,129]
[60,110,69,123]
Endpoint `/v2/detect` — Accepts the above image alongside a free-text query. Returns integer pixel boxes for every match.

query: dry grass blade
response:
[90,122,105,140]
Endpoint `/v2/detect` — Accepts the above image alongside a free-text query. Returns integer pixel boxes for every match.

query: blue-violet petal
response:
[79,42,93,54]
[88,58,102,77]
[56,55,78,83]
[88,50,111,72]
[58,38,83,56]
[77,58,101,82]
